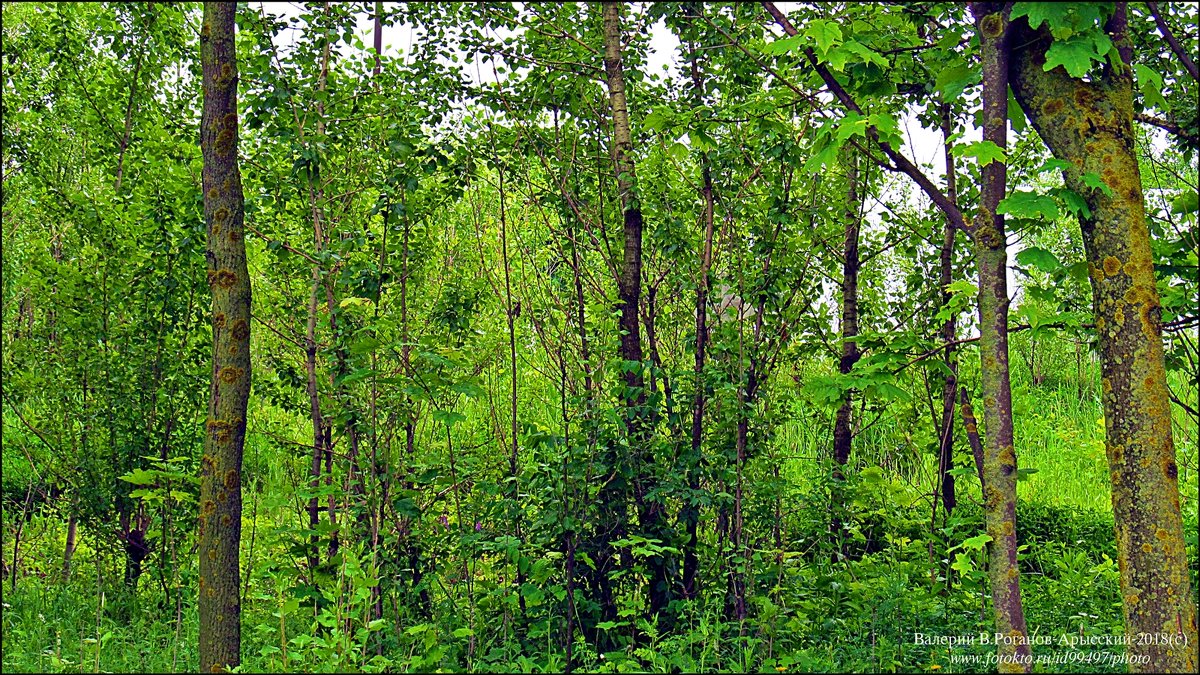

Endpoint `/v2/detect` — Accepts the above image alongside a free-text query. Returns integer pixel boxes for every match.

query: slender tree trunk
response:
[937,105,959,515]
[1010,5,1198,669]
[61,513,78,581]
[683,29,715,604]
[497,163,527,617]
[198,3,250,670]
[970,5,1031,671]
[305,270,323,575]
[833,150,861,468]
[599,0,670,625]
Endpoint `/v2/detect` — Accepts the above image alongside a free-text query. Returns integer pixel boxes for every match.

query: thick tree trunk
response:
[970,5,1031,672]
[1010,5,1198,670]
[198,3,250,670]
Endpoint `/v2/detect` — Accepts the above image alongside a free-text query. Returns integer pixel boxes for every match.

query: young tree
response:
[198,2,250,671]
[1009,3,1198,670]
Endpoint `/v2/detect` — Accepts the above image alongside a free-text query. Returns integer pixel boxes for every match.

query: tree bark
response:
[599,0,670,624]
[970,5,1031,672]
[937,104,959,515]
[683,32,715,603]
[198,3,250,671]
[833,148,861,468]
[1010,5,1198,670]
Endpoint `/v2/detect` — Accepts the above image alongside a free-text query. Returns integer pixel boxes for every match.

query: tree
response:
[198,2,250,671]
[968,5,1031,671]
[1009,2,1198,670]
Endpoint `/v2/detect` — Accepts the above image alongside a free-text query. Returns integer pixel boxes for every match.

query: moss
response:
[214,207,229,223]
[975,224,1002,249]
[224,469,238,489]
[209,269,237,289]
[213,313,226,329]
[220,514,231,526]
[231,319,249,341]
[207,419,234,443]
[1040,98,1064,117]
[218,366,244,384]
[980,13,1004,38]
[1102,255,1122,277]
[207,188,219,201]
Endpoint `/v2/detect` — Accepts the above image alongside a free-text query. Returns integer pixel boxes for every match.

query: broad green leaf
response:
[935,64,976,101]
[1133,64,1168,110]
[997,190,1059,221]
[960,533,993,550]
[432,409,467,427]
[1081,172,1114,197]
[1170,191,1198,215]
[1043,32,1112,78]
[952,141,1006,167]
[804,19,843,57]
[1016,246,1063,272]
[1038,158,1073,173]
[762,35,804,56]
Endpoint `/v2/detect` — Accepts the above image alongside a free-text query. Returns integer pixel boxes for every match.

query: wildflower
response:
[930,666,942,671]
[475,521,482,531]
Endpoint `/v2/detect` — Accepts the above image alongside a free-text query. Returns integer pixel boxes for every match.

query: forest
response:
[1,1,1197,673]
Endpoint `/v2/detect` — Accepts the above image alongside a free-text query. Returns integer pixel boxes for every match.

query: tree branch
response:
[760,1,972,236]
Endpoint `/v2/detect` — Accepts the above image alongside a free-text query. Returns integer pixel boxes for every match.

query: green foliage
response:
[2,2,1196,673]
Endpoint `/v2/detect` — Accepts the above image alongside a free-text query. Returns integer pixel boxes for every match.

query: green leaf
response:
[1043,32,1111,78]
[947,280,978,295]
[997,190,1059,221]
[762,35,804,56]
[1011,3,1074,31]
[1038,158,1073,173]
[861,466,886,484]
[952,141,1005,167]
[1170,191,1198,215]
[119,468,158,486]
[802,137,840,174]
[935,65,976,102]
[1016,246,1063,273]
[804,19,843,57]
[1058,188,1092,218]
[1133,64,1168,110]
[961,533,993,550]
[336,368,376,386]
[1081,172,1114,197]
[1007,87,1027,133]
[432,410,467,427]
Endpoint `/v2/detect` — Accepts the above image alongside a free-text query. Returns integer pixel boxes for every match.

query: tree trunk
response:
[970,5,1031,672]
[937,104,959,515]
[599,0,670,624]
[833,149,861,468]
[1010,5,1198,669]
[198,2,250,671]
[684,33,715,602]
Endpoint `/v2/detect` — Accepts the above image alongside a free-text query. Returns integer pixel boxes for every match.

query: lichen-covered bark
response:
[198,3,249,671]
[971,5,1032,672]
[1010,5,1198,671]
